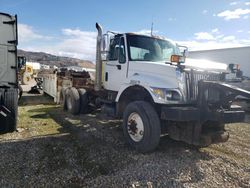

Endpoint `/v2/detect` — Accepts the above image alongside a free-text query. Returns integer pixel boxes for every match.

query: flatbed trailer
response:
[39,68,95,104]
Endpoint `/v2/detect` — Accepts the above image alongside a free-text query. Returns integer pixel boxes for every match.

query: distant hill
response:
[17,49,95,69]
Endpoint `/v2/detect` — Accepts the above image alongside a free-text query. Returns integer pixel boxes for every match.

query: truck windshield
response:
[127,35,181,62]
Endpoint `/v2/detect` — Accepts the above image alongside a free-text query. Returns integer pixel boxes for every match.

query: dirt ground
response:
[0,93,249,187]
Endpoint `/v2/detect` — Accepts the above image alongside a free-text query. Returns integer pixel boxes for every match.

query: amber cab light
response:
[171,55,181,63]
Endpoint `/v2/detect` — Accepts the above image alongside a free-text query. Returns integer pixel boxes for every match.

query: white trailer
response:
[189,47,250,78]
[0,13,19,132]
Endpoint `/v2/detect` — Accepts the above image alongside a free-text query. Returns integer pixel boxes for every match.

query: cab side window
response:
[108,37,126,63]
[108,37,120,61]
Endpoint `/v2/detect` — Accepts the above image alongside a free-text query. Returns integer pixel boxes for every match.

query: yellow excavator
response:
[18,57,40,85]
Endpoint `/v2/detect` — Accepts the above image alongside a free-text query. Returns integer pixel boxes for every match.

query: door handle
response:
[116,65,121,70]
[105,72,108,81]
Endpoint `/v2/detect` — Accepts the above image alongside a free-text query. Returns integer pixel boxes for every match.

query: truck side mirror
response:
[183,49,188,57]
[177,44,188,58]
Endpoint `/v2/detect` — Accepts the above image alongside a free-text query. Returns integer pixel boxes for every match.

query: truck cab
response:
[93,23,250,152]
[103,33,184,105]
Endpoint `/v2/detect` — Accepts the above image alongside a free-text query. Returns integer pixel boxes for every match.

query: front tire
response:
[22,72,32,85]
[123,101,161,153]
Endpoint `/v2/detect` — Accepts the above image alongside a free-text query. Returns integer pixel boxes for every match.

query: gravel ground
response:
[0,98,249,187]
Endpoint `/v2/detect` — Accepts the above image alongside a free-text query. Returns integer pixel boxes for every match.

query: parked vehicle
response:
[42,23,250,152]
[225,63,243,82]
[19,61,40,85]
[0,13,20,132]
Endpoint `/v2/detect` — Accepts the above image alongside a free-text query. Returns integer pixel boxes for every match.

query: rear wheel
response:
[66,87,80,115]
[123,101,161,153]
[60,88,68,110]
[78,88,89,113]
[3,89,18,132]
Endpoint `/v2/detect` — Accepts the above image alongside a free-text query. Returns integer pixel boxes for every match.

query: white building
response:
[189,46,250,77]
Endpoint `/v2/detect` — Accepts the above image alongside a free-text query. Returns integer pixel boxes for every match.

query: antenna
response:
[150,22,154,36]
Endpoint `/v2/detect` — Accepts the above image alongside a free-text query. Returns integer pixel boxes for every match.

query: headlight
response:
[150,88,165,99]
[165,90,181,101]
[150,87,182,102]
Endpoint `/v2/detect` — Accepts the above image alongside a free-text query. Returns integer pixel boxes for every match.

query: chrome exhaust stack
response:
[95,23,103,91]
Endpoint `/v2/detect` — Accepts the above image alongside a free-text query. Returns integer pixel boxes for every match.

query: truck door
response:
[104,35,127,91]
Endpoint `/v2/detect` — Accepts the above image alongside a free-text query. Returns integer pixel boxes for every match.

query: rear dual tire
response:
[0,89,18,133]
[62,87,88,115]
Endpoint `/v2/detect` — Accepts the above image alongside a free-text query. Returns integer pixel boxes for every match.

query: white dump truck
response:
[43,23,250,152]
[0,13,22,132]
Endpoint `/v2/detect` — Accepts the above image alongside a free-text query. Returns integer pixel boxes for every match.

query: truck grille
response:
[185,70,222,101]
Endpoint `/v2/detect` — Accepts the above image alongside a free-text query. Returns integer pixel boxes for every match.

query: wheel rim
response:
[127,112,144,142]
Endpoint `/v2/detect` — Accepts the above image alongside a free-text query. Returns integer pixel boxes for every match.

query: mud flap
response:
[0,105,12,132]
[167,122,229,146]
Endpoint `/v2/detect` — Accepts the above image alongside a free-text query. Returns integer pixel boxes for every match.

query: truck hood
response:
[184,58,228,72]
[128,61,179,88]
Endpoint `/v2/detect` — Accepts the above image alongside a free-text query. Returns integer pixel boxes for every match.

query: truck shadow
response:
[27,105,213,186]
[0,98,214,187]
[18,92,55,106]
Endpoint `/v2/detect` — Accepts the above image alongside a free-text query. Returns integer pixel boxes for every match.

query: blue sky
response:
[1,0,250,60]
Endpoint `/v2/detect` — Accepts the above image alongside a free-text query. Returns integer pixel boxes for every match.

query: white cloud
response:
[176,29,250,51]
[246,2,250,5]
[19,25,97,60]
[212,28,219,33]
[217,8,250,20]
[202,10,208,14]
[177,39,250,51]
[135,29,159,36]
[222,35,236,41]
[194,32,215,40]
[18,24,51,42]
[47,28,97,60]
[237,30,243,33]
[135,29,152,35]
[230,1,239,6]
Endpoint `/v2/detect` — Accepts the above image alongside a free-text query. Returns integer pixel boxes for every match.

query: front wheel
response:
[22,72,32,85]
[123,101,161,153]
